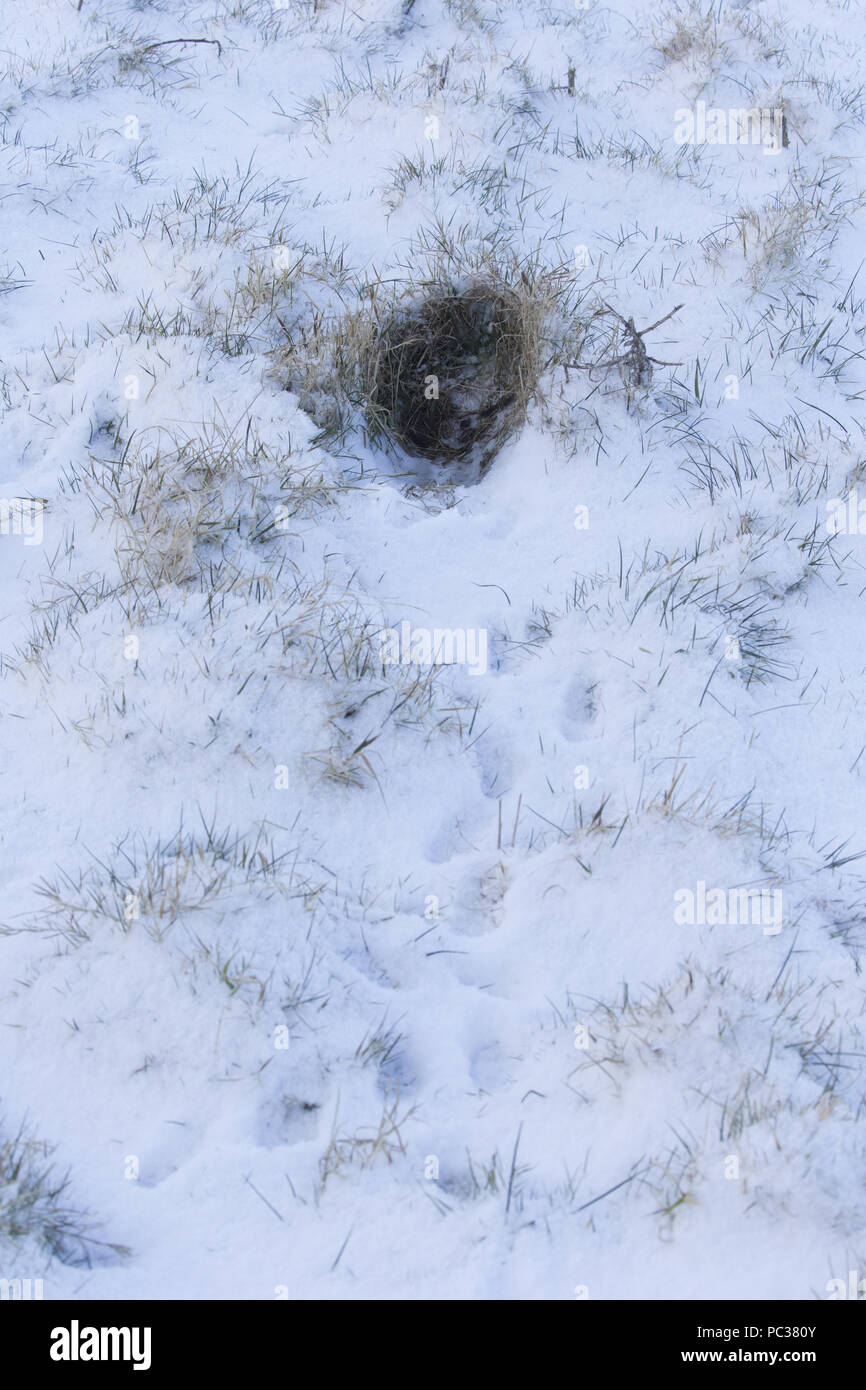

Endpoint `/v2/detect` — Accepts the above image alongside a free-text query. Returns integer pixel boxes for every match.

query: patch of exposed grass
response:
[0,1118,128,1266]
[364,275,543,470]
[4,819,317,947]
[279,248,572,477]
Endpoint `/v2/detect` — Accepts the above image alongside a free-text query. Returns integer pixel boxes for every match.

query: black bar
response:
[5,1298,861,1374]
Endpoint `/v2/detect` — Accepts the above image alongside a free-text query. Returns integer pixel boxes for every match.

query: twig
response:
[636,304,685,336]
[142,37,223,58]
[567,302,684,385]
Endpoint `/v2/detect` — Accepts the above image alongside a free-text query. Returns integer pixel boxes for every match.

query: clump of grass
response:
[318,1090,415,1188]
[702,168,863,295]
[0,1118,127,1266]
[651,1,728,69]
[277,237,577,476]
[354,1019,403,1071]
[77,414,342,595]
[363,274,544,473]
[5,819,318,947]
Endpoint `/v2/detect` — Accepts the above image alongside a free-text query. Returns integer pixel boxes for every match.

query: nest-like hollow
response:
[365,278,541,471]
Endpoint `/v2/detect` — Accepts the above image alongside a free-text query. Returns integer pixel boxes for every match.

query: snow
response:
[1,0,865,1299]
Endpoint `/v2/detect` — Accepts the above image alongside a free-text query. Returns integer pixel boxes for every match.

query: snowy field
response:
[1,0,865,1300]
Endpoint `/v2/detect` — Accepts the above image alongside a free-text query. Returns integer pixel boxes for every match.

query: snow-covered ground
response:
[1,0,865,1300]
